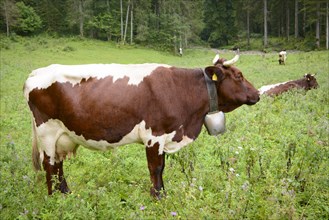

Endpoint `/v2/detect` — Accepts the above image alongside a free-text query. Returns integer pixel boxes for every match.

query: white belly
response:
[35,119,193,165]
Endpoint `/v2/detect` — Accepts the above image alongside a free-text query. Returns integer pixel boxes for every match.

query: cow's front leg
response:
[42,153,70,195]
[146,143,165,199]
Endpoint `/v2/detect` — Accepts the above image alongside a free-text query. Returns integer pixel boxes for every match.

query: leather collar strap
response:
[202,69,219,113]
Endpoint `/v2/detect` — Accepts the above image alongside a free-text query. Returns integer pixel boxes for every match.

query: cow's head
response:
[304,73,319,90]
[205,51,260,112]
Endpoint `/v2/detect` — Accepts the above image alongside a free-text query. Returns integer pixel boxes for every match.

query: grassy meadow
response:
[0,36,328,219]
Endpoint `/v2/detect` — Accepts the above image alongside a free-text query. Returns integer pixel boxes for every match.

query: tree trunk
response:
[106,0,110,11]
[78,0,84,37]
[185,34,188,48]
[303,0,306,36]
[130,1,133,44]
[247,8,250,46]
[295,0,299,38]
[179,35,182,49]
[316,2,320,48]
[4,0,10,37]
[279,7,283,38]
[174,35,177,54]
[264,0,268,47]
[107,0,110,41]
[326,0,329,50]
[120,0,123,42]
[3,0,16,37]
[123,1,130,44]
[286,0,290,41]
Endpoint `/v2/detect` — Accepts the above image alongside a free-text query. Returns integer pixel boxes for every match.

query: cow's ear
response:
[205,66,223,82]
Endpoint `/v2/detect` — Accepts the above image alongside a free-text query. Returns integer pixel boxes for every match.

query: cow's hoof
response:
[60,187,71,194]
[150,188,166,200]
[58,180,71,194]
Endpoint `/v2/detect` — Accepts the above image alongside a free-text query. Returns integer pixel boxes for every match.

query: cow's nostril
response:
[248,95,260,105]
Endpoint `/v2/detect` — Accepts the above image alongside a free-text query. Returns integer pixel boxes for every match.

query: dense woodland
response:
[1,0,328,51]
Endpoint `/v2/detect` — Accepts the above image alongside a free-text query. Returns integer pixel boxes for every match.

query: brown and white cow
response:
[278,50,287,65]
[24,52,259,198]
[259,74,318,96]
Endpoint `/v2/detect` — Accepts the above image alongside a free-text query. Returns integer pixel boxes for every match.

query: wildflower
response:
[235,173,240,177]
[229,167,235,173]
[235,151,239,155]
[171,211,177,216]
[140,206,146,211]
[242,181,249,191]
[288,189,295,197]
[198,186,203,191]
[20,208,29,216]
[238,146,243,150]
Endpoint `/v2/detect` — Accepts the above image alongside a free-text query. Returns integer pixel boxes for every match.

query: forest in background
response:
[1,0,329,52]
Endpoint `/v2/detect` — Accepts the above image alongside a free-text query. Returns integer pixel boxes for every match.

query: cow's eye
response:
[235,72,242,80]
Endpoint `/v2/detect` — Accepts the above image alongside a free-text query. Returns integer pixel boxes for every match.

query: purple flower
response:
[171,211,177,216]
[140,206,145,211]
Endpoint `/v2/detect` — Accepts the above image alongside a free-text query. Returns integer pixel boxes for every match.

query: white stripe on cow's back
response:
[258,81,288,94]
[35,119,193,165]
[24,63,171,99]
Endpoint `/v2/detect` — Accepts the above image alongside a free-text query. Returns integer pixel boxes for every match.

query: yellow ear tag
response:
[212,74,218,81]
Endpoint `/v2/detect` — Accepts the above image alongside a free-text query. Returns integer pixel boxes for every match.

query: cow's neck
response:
[202,69,218,113]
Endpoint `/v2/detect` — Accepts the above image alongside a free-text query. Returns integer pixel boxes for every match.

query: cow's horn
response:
[212,54,220,65]
[223,49,240,66]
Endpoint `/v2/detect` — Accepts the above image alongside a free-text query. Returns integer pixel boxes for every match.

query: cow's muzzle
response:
[247,95,260,105]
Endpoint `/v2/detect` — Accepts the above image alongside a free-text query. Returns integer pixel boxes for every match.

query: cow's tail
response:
[32,120,42,171]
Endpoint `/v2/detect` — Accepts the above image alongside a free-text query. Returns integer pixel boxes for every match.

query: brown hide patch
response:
[265,82,300,96]
[28,67,209,143]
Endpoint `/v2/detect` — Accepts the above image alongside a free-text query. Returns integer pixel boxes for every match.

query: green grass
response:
[1,36,328,219]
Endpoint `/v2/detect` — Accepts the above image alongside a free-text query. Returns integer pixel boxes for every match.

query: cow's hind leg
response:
[146,143,165,199]
[55,160,70,194]
[42,153,70,195]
